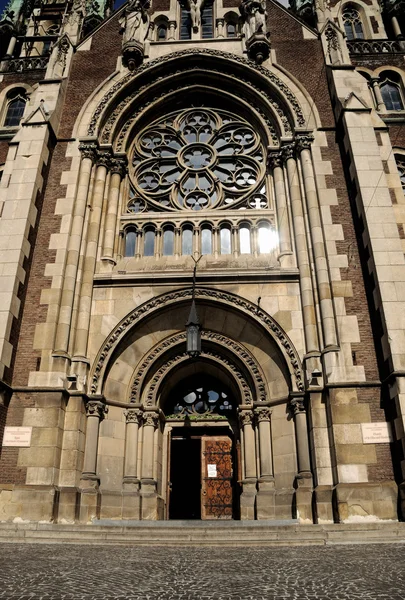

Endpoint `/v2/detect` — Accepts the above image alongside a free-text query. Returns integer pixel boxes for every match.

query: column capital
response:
[110,156,128,178]
[295,134,314,154]
[96,149,112,169]
[85,400,108,419]
[267,150,283,171]
[124,408,143,424]
[239,409,254,427]
[289,397,306,416]
[216,17,225,24]
[281,143,296,163]
[79,141,98,162]
[254,406,272,423]
[142,411,160,428]
[168,20,177,27]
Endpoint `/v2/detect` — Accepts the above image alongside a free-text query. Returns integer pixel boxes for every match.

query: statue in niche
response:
[120,0,150,46]
[119,0,150,69]
[240,0,267,39]
[187,0,205,32]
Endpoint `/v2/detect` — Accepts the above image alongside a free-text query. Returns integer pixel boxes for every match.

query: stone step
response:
[0,521,404,546]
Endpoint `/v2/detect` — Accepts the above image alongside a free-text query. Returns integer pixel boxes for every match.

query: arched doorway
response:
[164,375,240,520]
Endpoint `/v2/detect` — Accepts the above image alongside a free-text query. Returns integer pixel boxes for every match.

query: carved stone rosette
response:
[125,408,143,424]
[254,407,272,423]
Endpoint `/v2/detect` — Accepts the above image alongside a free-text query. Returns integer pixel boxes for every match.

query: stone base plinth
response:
[313,485,334,524]
[294,474,313,524]
[57,487,79,523]
[240,480,257,520]
[334,481,398,522]
[0,485,57,522]
[140,481,159,520]
[256,480,275,520]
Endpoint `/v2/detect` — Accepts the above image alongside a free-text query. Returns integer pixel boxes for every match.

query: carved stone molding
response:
[239,410,254,427]
[290,397,306,416]
[281,143,296,163]
[124,407,142,424]
[87,48,305,142]
[143,348,254,408]
[254,407,272,423]
[96,150,112,169]
[90,288,304,395]
[110,156,128,178]
[85,400,107,419]
[142,411,159,427]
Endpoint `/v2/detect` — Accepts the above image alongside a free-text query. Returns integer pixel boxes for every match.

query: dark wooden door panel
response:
[201,436,233,520]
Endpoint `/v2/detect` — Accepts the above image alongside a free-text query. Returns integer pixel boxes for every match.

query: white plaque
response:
[207,464,217,478]
[2,427,32,447]
[361,422,392,444]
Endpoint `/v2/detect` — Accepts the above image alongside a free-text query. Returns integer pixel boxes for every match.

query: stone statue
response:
[120,0,150,46]
[240,0,267,39]
[187,0,205,32]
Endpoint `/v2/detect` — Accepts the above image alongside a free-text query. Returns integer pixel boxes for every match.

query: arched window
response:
[239,225,251,254]
[182,225,193,255]
[163,227,175,256]
[396,156,405,195]
[380,78,404,111]
[258,223,277,254]
[124,229,137,257]
[226,22,236,37]
[224,12,239,38]
[220,225,231,255]
[201,0,214,39]
[201,225,212,255]
[144,228,155,256]
[3,90,27,127]
[180,2,192,39]
[342,6,364,40]
[155,18,168,41]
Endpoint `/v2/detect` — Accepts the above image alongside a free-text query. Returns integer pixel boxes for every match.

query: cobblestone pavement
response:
[0,543,404,600]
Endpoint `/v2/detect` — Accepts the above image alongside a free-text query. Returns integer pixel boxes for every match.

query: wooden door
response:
[201,436,233,520]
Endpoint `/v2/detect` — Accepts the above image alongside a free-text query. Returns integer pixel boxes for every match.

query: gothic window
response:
[342,7,364,40]
[239,225,251,254]
[201,225,213,255]
[144,228,155,256]
[124,229,137,257]
[163,226,175,256]
[182,225,193,255]
[380,78,404,111]
[157,24,167,40]
[258,222,277,254]
[396,157,405,195]
[220,225,231,255]
[166,379,234,417]
[180,3,192,39]
[201,0,214,39]
[3,90,26,127]
[131,108,265,211]
[224,12,239,37]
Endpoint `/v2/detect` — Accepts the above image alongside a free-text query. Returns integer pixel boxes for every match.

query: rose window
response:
[130,108,266,211]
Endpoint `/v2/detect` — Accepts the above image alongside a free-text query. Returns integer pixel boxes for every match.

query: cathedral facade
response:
[0,0,404,525]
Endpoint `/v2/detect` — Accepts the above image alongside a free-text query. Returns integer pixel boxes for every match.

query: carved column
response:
[102,156,127,263]
[54,142,97,357]
[122,408,142,519]
[290,396,313,522]
[73,150,111,362]
[155,227,162,258]
[5,35,17,57]
[140,411,160,520]
[296,135,338,350]
[174,226,181,258]
[216,18,225,38]
[239,409,257,520]
[268,150,293,267]
[168,20,177,40]
[282,143,320,355]
[391,15,403,40]
[232,225,239,258]
[255,406,275,520]
[213,226,219,259]
[370,78,386,112]
[135,228,143,259]
[81,400,106,481]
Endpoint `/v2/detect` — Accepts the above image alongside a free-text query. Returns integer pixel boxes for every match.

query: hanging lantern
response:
[186,299,201,358]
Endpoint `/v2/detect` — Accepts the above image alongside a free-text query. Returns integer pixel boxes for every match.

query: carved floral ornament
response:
[129,330,267,406]
[86,49,306,145]
[90,287,304,396]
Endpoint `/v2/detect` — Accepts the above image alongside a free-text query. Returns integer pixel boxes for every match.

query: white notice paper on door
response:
[208,464,217,477]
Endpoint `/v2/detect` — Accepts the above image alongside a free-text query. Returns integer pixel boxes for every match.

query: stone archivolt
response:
[90,287,304,396]
[86,49,305,146]
[127,330,268,407]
